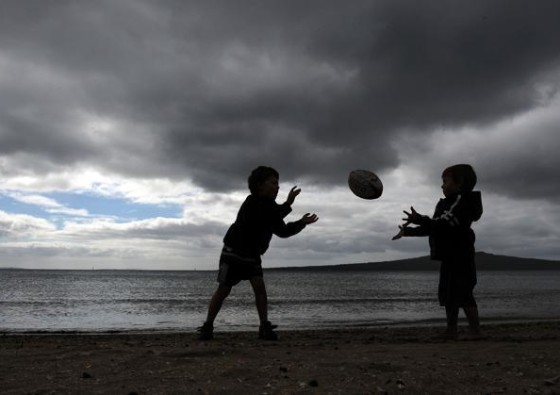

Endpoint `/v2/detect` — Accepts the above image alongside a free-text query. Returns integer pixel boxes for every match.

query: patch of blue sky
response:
[48,192,183,220]
[0,194,47,218]
[0,192,183,223]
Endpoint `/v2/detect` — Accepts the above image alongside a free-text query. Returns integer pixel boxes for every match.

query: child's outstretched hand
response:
[300,213,319,225]
[392,225,406,240]
[402,206,422,226]
[393,206,424,240]
[286,186,301,206]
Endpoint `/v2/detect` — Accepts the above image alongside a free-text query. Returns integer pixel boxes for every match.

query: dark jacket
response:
[404,191,483,261]
[223,195,306,258]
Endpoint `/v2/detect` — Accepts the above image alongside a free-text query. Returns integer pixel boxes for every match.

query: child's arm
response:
[405,195,480,234]
[285,186,301,206]
[278,186,301,218]
[392,207,430,240]
[273,186,318,237]
[392,224,430,240]
[273,213,318,238]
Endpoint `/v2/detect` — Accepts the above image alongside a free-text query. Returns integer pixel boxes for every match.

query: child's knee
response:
[216,285,232,298]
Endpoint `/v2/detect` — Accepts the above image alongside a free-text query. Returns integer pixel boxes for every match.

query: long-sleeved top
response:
[223,194,306,258]
[404,191,483,261]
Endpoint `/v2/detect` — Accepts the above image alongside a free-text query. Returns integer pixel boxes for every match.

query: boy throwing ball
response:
[393,164,483,339]
[199,166,318,340]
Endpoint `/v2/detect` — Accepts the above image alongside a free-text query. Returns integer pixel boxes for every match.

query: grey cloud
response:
[478,126,560,200]
[1,1,560,195]
[157,0,560,190]
[404,106,560,201]
[64,219,226,241]
[0,212,54,237]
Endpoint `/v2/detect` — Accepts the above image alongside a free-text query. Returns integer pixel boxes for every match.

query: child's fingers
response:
[303,213,319,223]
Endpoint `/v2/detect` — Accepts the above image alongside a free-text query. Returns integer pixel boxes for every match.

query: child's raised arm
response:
[392,206,431,240]
[285,186,301,206]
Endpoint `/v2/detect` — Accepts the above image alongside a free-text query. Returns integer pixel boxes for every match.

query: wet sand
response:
[1,321,559,394]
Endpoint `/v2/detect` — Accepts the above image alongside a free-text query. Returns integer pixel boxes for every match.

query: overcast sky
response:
[1,0,559,270]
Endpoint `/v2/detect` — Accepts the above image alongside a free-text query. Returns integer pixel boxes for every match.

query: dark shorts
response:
[217,246,263,286]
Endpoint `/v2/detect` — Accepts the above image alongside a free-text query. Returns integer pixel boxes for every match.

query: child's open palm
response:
[300,213,319,225]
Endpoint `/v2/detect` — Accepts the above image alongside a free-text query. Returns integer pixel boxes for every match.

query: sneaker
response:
[197,322,214,340]
[259,321,278,341]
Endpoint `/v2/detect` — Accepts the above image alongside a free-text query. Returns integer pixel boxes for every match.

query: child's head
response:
[248,166,280,198]
[441,164,477,196]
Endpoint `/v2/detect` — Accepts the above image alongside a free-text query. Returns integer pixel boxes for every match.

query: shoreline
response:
[2,316,560,336]
[1,321,559,394]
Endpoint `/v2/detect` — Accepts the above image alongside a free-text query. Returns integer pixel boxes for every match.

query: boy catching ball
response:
[199,166,318,340]
[392,164,483,338]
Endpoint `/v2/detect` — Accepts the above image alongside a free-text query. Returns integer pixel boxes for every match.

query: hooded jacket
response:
[223,194,306,258]
[404,191,483,261]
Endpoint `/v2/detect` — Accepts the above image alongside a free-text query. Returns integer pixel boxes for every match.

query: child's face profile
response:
[441,175,461,197]
[258,176,279,200]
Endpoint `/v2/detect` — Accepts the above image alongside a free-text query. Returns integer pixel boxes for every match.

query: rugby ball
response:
[348,169,383,200]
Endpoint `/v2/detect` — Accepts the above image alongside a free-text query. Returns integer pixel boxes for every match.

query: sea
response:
[1,269,559,333]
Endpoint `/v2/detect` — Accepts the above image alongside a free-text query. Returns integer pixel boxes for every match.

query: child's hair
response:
[248,166,279,194]
[442,164,477,192]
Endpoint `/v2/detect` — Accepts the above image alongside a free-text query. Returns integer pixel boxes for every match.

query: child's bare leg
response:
[250,277,278,340]
[445,306,459,336]
[249,276,268,323]
[463,306,480,334]
[205,284,232,324]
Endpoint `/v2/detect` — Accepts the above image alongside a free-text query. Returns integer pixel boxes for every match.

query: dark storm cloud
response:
[1,1,560,194]
[478,104,560,202]
[160,0,560,193]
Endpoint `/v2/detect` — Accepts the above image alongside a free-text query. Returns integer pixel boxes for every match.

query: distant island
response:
[270,252,560,271]
[1,252,559,272]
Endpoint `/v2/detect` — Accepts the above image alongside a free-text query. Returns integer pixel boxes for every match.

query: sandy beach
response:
[1,321,559,394]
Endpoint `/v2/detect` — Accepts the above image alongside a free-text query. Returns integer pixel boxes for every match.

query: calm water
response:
[0,269,559,332]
